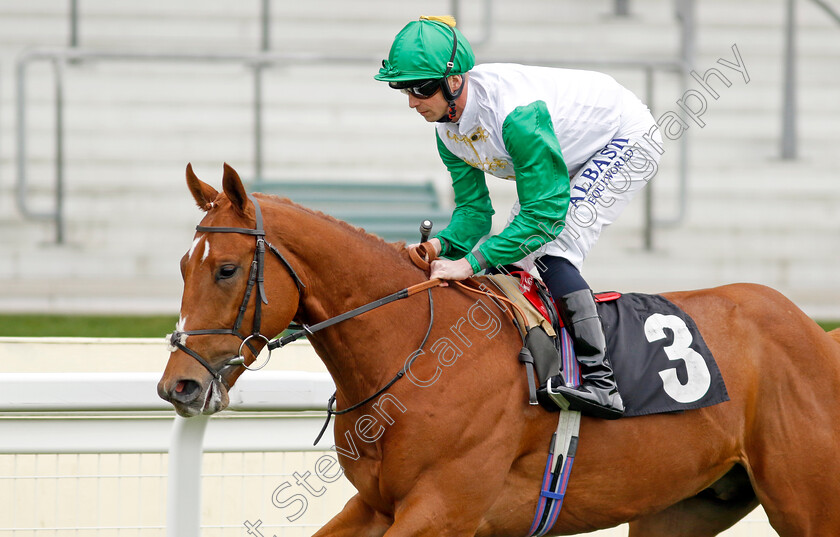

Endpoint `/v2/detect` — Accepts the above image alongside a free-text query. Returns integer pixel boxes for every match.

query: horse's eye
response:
[217,265,239,280]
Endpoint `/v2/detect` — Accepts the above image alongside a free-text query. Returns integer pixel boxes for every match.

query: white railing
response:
[0,371,336,537]
[0,353,777,536]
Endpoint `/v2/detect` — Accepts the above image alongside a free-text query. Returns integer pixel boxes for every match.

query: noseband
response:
[168,195,447,444]
[168,194,305,380]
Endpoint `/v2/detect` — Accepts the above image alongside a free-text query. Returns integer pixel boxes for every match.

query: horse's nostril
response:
[170,379,202,404]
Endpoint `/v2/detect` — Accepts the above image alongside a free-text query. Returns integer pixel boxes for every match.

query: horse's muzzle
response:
[157,376,230,417]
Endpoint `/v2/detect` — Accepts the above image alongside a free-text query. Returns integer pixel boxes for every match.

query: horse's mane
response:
[252,192,415,267]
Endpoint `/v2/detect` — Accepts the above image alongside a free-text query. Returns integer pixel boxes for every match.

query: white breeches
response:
[511,123,663,273]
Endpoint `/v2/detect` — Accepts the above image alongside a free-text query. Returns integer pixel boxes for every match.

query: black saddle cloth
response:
[598,293,729,417]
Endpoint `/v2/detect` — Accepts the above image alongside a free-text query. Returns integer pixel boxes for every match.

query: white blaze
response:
[188,236,203,260]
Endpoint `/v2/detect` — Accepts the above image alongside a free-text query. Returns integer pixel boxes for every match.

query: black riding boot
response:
[546,289,624,419]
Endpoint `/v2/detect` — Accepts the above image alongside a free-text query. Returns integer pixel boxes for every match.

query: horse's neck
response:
[302,244,424,402]
[290,229,419,321]
[270,202,424,398]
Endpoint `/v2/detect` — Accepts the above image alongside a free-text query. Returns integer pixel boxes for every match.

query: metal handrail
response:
[18,0,692,248]
[15,56,67,242]
[614,0,631,17]
[14,48,381,243]
[451,0,494,47]
[782,0,798,159]
[69,0,79,47]
[15,48,687,247]
[655,0,695,234]
[809,0,840,24]
[782,0,840,159]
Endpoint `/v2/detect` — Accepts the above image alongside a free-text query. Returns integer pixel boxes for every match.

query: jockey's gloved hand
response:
[430,258,474,283]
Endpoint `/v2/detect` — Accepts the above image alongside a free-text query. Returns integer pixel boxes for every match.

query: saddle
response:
[408,244,613,408]
[408,243,728,416]
[483,271,620,409]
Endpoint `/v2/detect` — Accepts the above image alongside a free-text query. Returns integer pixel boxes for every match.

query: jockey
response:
[376,16,662,419]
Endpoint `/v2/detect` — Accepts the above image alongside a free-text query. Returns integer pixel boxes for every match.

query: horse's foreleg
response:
[313,493,391,537]
[376,478,495,537]
[380,502,481,537]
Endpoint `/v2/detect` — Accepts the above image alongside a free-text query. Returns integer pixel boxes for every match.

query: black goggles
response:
[392,79,441,99]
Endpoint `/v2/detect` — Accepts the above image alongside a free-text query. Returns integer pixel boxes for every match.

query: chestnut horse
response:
[158,163,840,537]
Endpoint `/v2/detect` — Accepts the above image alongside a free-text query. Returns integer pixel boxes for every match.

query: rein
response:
[311,244,528,443]
[170,199,529,442]
[311,288,436,445]
[266,278,440,351]
[409,246,532,335]
[169,195,444,445]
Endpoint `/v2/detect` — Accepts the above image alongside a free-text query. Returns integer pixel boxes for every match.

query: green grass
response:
[0,314,179,338]
[0,314,837,339]
[819,320,840,332]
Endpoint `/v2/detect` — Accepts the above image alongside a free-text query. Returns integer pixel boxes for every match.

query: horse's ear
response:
[221,163,250,217]
[186,163,219,212]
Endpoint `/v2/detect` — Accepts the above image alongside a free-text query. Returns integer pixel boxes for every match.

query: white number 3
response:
[644,314,711,403]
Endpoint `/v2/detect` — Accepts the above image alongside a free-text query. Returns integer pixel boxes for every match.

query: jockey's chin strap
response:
[434,22,463,123]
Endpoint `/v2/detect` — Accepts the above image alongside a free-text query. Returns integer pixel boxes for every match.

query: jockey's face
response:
[406,75,463,122]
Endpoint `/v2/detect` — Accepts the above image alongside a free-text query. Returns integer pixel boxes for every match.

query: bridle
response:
[167,193,305,381]
[167,194,440,384]
[167,193,524,444]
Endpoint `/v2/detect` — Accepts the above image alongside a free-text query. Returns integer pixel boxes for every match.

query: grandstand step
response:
[1,0,838,321]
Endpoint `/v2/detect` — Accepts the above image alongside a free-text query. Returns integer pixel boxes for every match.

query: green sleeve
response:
[433,130,495,260]
[467,101,570,273]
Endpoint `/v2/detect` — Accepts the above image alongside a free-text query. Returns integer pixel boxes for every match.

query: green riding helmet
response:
[375,15,475,84]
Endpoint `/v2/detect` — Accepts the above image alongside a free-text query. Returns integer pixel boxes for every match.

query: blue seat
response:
[250,179,452,243]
